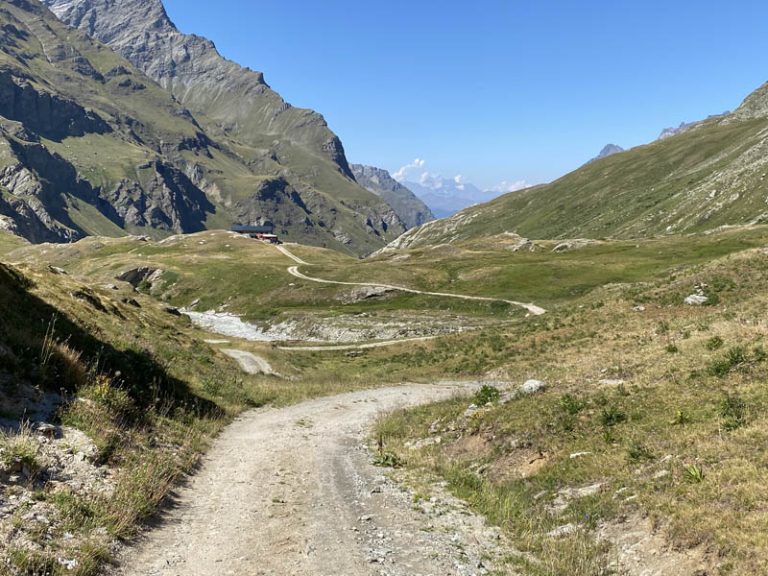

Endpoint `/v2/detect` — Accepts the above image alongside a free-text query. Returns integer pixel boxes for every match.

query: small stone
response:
[684,293,708,306]
[569,451,592,459]
[520,380,545,395]
[598,379,625,387]
[547,523,578,538]
[35,422,57,439]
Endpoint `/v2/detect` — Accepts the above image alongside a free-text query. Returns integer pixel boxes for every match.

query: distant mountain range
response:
[657,113,729,140]
[401,176,505,219]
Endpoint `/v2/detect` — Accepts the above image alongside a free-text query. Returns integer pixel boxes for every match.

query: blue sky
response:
[163,0,768,191]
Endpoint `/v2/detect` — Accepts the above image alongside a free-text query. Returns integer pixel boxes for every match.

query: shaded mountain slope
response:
[40,0,405,253]
[350,164,434,229]
[0,0,403,254]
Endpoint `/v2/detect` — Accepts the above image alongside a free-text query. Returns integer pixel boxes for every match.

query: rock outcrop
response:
[351,164,434,229]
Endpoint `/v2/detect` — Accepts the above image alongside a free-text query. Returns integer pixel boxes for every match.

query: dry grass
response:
[372,246,768,575]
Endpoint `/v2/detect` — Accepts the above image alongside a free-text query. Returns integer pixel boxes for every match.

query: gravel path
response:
[112,383,515,576]
[220,349,278,376]
[275,244,309,265]
[281,248,546,316]
[277,335,442,352]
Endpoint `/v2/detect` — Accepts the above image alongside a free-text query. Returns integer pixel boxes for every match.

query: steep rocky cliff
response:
[40,0,405,252]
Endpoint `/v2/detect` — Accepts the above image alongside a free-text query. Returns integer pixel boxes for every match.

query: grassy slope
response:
[0,243,406,575]
[396,115,768,247]
[309,227,768,305]
[8,227,768,573]
[372,246,768,574]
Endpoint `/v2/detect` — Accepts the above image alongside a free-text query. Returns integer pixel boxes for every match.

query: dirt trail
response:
[275,244,310,265]
[113,383,514,576]
[279,247,546,316]
[220,349,278,376]
[277,334,443,352]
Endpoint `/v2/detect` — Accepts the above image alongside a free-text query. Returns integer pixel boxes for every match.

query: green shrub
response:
[720,394,747,431]
[373,451,404,468]
[708,346,748,377]
[560,394,587,415]
[684,464,705,483]
[627,442,655,463]
[670,410,691,426]
[705,336,724,351]
[601,406,627,427]
[474,385,501,406]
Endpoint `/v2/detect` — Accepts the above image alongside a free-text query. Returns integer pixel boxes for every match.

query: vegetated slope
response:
[0,253,266,574]
[391,83,768,248]
[39,0,405,253]
[373,241,768,575]
[350,164,434,229]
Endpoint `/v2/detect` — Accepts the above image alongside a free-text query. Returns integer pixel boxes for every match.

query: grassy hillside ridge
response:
[391,106,768,248]
[315,227,768,304]
[0,256,255,574]
[8,226,768,328]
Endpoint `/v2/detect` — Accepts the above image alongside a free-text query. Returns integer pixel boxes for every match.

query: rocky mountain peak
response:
[44,0,175,42]
[595,144,624,160]
[40,0,352,175]
[733,81,768,120]
[0,0,404,254]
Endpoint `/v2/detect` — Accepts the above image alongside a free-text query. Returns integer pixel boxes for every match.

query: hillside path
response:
[219,349,278,376]
[277,246,546,316]
[112,383,514,576]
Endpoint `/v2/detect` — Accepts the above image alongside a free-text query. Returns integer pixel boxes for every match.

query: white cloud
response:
[393,159,527,197]
[393,158,425,182]
[490,180,529,194]
[418,172,449,190]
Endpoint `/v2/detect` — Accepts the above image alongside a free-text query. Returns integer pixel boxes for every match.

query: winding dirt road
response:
[113,384,513,576]
[278,246,546,316]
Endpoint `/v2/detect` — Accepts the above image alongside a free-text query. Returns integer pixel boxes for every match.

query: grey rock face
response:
[41,0,352,176]
[102,160,214,234]
[0,71,111,141]
[351,164,435,229]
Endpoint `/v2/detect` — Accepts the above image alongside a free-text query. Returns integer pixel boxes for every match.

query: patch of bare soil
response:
[598,515,712,576]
